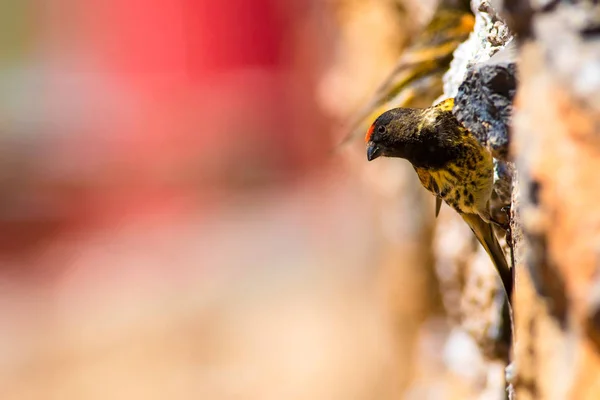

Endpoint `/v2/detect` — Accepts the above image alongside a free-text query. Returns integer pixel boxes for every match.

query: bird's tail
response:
[461,213,513,303]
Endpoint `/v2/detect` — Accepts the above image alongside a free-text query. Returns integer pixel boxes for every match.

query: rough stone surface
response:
[507,1,600,399]
[441,0,514,99]
[453,51,517,161]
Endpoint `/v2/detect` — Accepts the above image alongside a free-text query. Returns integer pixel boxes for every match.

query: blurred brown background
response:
[0,0,507,399]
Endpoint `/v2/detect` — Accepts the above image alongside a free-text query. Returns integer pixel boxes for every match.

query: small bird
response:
[365,98,513,302]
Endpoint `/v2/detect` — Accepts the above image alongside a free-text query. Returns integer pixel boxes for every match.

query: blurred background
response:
[0,1,496,398]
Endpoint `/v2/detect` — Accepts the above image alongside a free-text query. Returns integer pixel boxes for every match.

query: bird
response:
[364,98,513,302]
[340,0,474,146]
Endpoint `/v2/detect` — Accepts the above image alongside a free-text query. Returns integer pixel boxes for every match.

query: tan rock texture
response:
[503,1,600,399]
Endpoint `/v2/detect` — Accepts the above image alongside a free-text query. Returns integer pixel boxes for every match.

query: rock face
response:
[505,2,600,399]
[453,48,517,161]
[440,0,600,398]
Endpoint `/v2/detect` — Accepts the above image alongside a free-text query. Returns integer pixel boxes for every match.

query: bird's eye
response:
[377,126,386,134]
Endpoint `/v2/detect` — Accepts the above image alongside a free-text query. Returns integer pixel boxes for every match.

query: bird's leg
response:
[488,204,510,230]
[481,207,510,232]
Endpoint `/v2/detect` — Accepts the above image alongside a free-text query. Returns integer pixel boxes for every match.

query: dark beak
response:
[366,142,381,161]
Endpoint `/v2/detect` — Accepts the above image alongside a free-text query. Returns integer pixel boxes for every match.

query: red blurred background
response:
[1,0,334,257]
[0,1,479,399]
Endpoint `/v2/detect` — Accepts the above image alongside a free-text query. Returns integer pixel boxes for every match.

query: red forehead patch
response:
[365,124,375,143]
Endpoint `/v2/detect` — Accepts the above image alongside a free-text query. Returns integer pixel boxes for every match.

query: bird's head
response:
[365,108,421,162]
[365,104,460,169]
